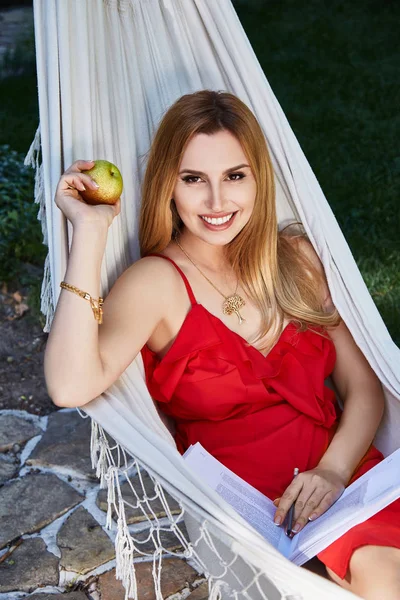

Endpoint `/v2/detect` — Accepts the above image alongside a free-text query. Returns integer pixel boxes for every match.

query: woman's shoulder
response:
[125,252,173,276]
[121,252,185,297]
[102,253,187,336]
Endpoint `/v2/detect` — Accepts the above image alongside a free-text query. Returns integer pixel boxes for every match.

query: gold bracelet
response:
[60,281,104,324]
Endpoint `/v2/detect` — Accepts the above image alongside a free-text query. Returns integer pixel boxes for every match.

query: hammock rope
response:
[86,415,357,600]
[28,0,400,598]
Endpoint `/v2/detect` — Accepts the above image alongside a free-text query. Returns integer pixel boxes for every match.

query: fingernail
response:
[274,517,282,526]
[92,180,99,188]
[292,524,300,533]
[81,184,86,191]
[309,513,317,521]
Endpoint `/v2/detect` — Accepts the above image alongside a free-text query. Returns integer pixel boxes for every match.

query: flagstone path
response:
[0,409,208,600]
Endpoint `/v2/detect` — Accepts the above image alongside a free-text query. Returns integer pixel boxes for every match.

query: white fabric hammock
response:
[27,1,400,599]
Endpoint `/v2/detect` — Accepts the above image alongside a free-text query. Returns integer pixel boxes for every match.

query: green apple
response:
[81,159,123,205]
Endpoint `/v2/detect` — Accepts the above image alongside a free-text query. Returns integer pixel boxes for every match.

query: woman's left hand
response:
[273,467,347,534]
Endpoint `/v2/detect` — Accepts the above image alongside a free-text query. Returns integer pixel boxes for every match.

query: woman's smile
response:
[199,211,238,230]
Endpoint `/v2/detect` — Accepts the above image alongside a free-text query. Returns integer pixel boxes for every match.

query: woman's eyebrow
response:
[179,163,250,176]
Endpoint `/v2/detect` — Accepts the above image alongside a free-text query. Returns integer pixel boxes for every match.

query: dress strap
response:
[147,253,197,306]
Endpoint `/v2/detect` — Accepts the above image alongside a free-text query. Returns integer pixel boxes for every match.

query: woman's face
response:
[172,130,257,246]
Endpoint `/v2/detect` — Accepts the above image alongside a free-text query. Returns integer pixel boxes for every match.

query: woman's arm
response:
[273,237,385,532]
[44,160,170,408]
[44,160,119,407]
[44,220,110,406]
[295,236,385,479]
[317,318,384,482]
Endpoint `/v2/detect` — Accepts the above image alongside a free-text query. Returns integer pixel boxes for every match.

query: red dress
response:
[140,254,400,579]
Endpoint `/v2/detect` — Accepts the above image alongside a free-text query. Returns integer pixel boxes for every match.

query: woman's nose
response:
[205,184,224,212]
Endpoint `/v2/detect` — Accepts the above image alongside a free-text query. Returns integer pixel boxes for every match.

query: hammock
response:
[27,1,400,598]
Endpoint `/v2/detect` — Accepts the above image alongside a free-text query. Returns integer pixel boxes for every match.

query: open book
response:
[183,443,400,565]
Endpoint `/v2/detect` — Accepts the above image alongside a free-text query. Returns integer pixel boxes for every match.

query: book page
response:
[183,442,400,565]
[290,449,400,565]
[218,472,276,518]
[183,443,290,553]
[364,463,399,503]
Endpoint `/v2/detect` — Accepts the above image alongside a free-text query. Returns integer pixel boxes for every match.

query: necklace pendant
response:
[234,308,245,325]
[222,294,246,325]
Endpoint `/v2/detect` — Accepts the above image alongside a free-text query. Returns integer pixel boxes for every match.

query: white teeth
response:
[201,213,234,225]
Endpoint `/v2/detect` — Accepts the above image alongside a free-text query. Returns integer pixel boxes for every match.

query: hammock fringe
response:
[24,124,54,333]
[88,418,270,600]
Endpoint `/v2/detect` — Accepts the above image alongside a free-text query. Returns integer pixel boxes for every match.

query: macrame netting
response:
[27,0,400,598]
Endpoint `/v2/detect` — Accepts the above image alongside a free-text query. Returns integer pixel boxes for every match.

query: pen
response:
[286,467,299,538]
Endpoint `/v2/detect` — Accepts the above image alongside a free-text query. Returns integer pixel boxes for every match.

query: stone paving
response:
[0,409,208,600]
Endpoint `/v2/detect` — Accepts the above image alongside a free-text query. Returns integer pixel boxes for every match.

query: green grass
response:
[0,15,38,151]
[235,0,400,345]
[1,1,399,344]
[0,72,38,152]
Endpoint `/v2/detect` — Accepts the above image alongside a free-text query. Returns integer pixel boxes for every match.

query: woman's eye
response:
[182,176,202,184]
[182,172,245,184]
[228,172,245,181]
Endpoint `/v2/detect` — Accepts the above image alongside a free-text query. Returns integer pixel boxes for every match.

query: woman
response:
[44,90,400,599]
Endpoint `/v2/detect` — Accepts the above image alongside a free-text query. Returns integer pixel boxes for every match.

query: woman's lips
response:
[199,212,237,231]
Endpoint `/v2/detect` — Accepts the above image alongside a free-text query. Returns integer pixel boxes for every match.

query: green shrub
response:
[0,144,46,284]
[0,35,36,79]
[0,9,36,81]
[0,16,39,154]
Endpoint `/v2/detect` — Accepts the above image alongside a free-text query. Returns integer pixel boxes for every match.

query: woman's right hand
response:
[54,160,121,230]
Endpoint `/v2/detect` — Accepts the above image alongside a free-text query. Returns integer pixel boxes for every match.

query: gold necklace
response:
[175,237,246,325]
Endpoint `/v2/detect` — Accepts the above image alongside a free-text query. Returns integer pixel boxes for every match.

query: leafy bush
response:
[0,35,36,79]
[0,14,38,154]
[0,9,36,80]
[0,144,47,284]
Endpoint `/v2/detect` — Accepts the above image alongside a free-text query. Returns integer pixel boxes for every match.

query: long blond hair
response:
[139,90,340,352]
